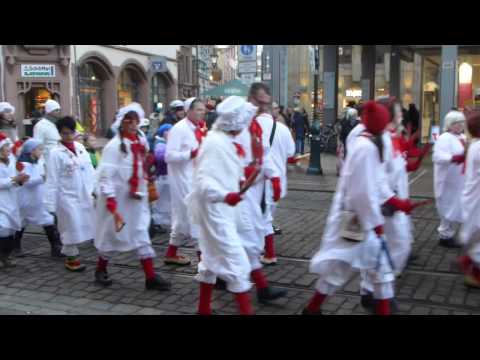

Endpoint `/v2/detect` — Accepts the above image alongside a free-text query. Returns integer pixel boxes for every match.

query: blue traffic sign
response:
[240,45,254,56]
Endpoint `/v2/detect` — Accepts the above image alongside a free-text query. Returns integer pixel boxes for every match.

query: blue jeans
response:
[295,137,305,155]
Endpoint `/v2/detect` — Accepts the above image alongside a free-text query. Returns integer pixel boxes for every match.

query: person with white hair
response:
[93,102,171,291]
[0,102,18,142]
[433,110,467,248]
[33,99,62,164]
[163,97,207,266]
[186,96,257,315]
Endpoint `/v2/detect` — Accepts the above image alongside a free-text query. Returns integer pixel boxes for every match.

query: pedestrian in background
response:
[205,100,218,130]
[433,110,467,248]
[0,102,18,142]
[33,99,62,165]
[162,100,185,126]
[292,107,310,155]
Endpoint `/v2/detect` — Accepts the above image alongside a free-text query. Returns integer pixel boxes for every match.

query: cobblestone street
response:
[0,155,477,316]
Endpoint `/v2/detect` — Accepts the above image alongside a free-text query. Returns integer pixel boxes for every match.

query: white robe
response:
[33,118,60,164]
[95,135,153,253]
[460,139,480,254]
[0,155,21,235]
[186,129,251,293]
[45,142,95,245]
[165,118,200,241]
[383,131,413,274]
[17,161,54,227]
[433,132,466,223]
[234,112,280,270]
[310,135,394,287]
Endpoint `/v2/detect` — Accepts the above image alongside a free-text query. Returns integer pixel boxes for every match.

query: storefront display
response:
[117,68,140,108]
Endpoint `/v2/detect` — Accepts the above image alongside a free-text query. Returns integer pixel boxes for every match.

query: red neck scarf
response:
[61,141,76,155]
[249,116,263,165]
[121,131,146,196]
[189,117,208,145]
[233,142,246,158]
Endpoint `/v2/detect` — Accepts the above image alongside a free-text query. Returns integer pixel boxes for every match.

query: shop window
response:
[25,87,52,118]
[117,68,140,108]
[79,62,104,135]
[151,74,168,113]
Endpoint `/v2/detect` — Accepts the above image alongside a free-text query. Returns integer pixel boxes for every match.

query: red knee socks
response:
[140,258,156,280]
[376,299,391,315]
[251,269,269,290]
[234,292,254,315]
[264,234,275,259]
[96,257,108,272]
[166,245,178,258]
[306,291,327,313]
[198,282,214,315]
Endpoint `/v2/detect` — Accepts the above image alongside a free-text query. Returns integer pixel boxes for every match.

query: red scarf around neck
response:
[121,131,146,196]
[249,116,263,165]
[61,141,76,155]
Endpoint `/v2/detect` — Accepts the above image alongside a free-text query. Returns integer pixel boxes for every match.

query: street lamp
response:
[307,44,323,175]
[211,49,218,69]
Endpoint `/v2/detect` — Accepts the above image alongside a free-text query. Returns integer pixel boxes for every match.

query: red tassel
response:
[198,282,214,315]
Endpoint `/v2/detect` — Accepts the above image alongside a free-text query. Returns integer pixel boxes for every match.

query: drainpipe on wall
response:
[73,45,81,122]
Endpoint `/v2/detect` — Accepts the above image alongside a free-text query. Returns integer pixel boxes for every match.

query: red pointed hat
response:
[361,100,390,135]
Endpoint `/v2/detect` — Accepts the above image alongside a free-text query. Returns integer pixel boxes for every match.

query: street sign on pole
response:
[240,74,255,86]
[238,61,257,74]
[238,45,257,61]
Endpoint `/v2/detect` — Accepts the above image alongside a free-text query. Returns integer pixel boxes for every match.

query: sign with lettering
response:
[21,64,56,78]
[151,56,168,73]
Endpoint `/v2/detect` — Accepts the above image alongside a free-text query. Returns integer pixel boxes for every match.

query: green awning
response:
[202,79,249,97]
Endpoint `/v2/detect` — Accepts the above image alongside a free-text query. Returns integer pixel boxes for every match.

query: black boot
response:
[360,292,375,310]
[439,237,461,249]
[0,236,16,268]
[257,287,288,303]
[95,270,113,286]
[301,307,322,315]
[145,274,171,291]
[273,225,282,235]
[12,228,26,258]
[214,278,227,291]
[44,225,65,258]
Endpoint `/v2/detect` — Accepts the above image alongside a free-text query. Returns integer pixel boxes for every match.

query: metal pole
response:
[307,45,323,175]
